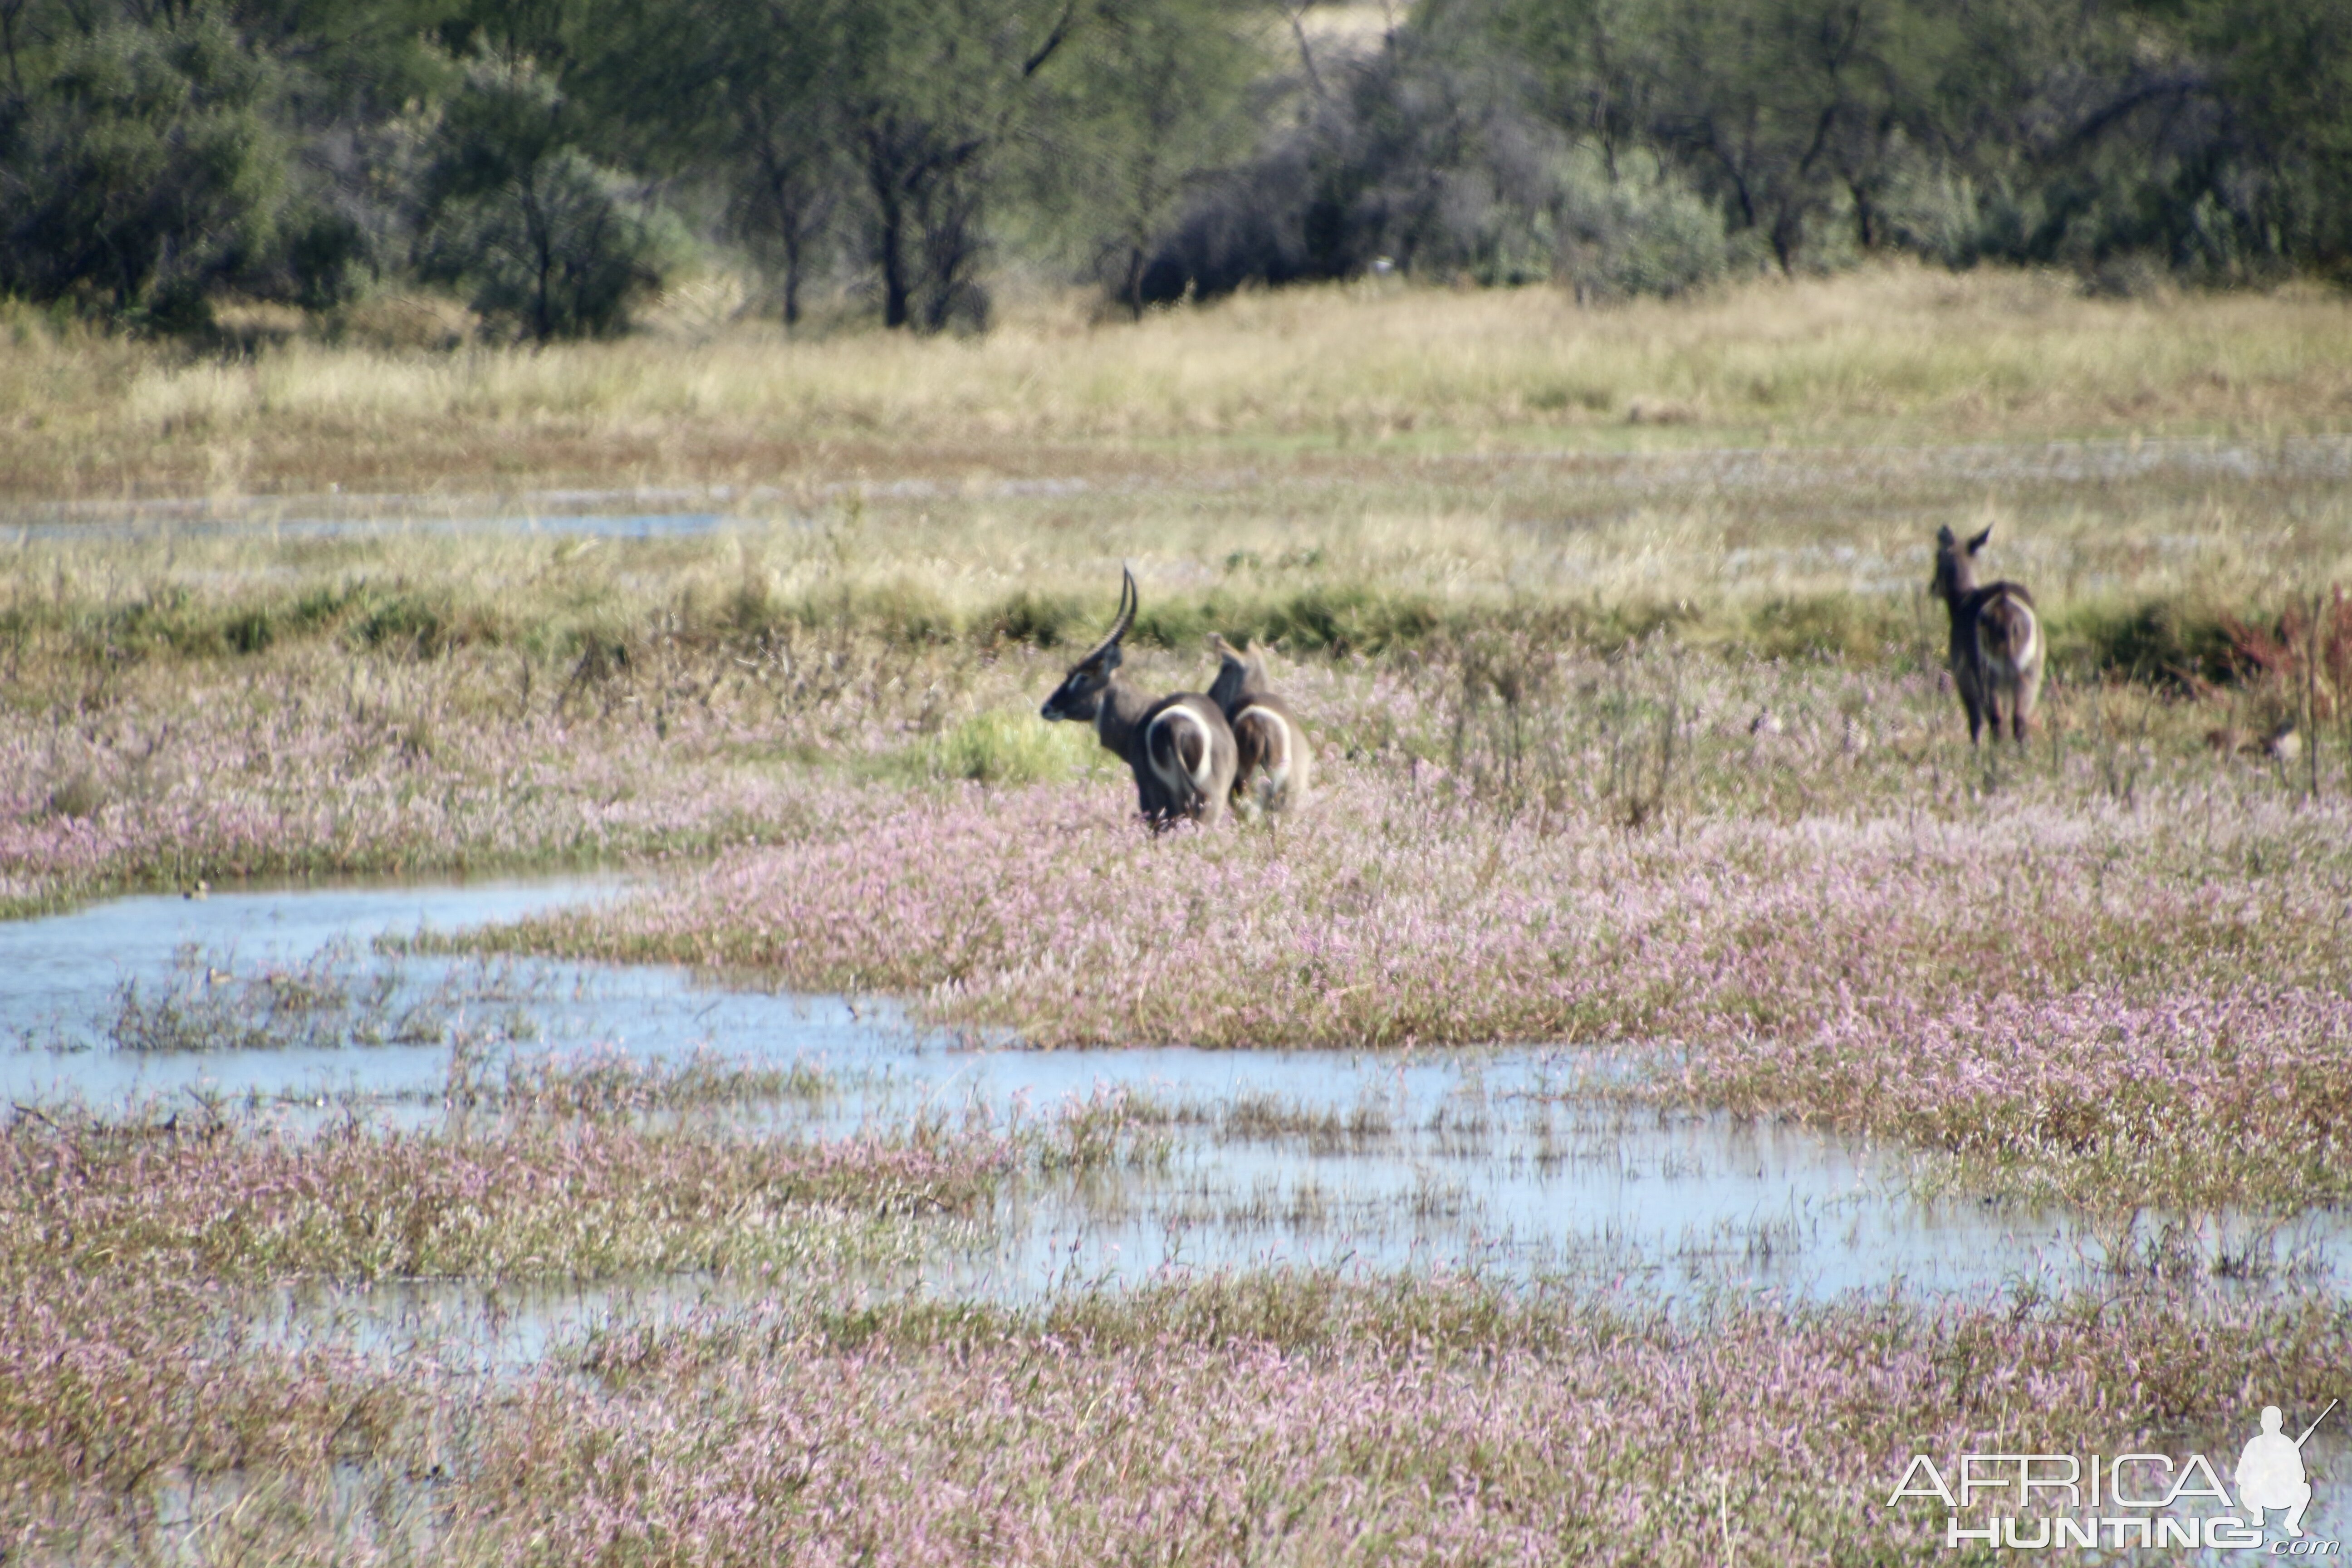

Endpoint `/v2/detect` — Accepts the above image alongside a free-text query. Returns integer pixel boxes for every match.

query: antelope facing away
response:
[1931,524,2044,744]
[1206,632,1313,813]
[1040,569,1238,827]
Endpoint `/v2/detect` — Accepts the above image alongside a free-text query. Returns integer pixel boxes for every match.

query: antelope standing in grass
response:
[1931,524,2044,744]
[1206,632,1313,813]
[1040,569,1238,826]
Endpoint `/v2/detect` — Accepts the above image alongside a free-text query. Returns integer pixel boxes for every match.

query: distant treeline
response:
[1,0,2346,338]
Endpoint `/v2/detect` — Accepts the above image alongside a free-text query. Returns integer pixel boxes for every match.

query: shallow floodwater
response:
[12,433,2349,544]
[4,880,2345,1321]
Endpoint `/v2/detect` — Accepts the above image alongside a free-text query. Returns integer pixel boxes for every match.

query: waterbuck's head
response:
[1039,567,1138,724]
[1205,632,1267,715]
[1931,524,1993,605]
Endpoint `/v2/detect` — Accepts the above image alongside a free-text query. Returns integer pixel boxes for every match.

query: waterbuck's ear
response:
[1966,524,1993,554]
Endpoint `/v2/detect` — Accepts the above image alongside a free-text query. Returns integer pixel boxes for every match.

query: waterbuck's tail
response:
[1147,706,1214,796]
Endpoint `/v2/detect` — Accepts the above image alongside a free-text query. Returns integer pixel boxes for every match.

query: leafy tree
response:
[1639,0,1912,268]
[1029,0,1266,316]
[2173,0,2352,271]
[653,0,849,327]
[415,58,667,338]
[835,0,1087,330]
[228,0,465,119]
[0,10,305,322]
[6,0,2352,335]
[1459,0,1656,181]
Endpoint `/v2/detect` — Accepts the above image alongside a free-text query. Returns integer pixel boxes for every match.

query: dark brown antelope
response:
[1205,632,1313,813]
[1040,569,1238,826]
[1931,524,2044,744]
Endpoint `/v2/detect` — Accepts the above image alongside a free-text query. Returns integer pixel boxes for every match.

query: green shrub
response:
[855,582,957,645]
[1258,586,1439,654]
[288,584,363,632]
[416,61,671,341]
[1552,147,1754,300]
[981,590,1091,648]
[0,15,308,323]
[224,608,275,655]
[1744,595,1901,663]
[926,711,1101,785]
[2051,599,2236,689]
[724,574,783,636]
[1129,596,1218,650]
[347,589,502,659]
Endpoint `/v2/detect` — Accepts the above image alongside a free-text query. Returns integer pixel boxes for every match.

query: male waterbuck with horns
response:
[1206,633,1313,813]
[1040,569,1238,826]
[1932,524,2044,744]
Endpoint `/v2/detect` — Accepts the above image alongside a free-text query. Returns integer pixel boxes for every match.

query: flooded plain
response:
[7,877,2343,1338]
[13,430,2349,542]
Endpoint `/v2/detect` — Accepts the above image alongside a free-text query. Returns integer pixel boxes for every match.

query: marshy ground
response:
[4,266,2351,1561]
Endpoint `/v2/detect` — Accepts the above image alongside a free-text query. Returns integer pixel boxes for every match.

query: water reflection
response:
[4,879,2344,1318]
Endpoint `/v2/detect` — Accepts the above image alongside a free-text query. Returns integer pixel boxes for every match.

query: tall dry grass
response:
[6,263,2352,500]
[3,453,2347,703]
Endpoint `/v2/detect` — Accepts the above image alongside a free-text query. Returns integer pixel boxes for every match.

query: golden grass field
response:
[0,263,2345,704]
[9,262,2352,497]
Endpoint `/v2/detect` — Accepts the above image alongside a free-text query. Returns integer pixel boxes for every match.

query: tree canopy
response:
[1,0,2344,336]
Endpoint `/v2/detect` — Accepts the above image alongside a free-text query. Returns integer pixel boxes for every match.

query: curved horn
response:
[1079,567,1138,663]
[1113,566,1138,642]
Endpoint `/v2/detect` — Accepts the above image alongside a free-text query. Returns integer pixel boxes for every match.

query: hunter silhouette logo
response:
[2238,1401,2335,1540]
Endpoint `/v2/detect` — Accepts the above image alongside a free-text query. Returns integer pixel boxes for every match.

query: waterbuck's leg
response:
[1963,689,1985,746]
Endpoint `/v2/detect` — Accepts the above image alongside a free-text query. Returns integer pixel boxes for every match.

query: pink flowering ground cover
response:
[0,1099,1019,1547]
[0,667,807,913]
[445,1281,2347,1567]
[0,1105,1015,1286]
[0,624,1017,913]
[7,629,2347,1204]
[1695,984,2352,1207]
[7,620,2351,1560]
[506,773,2350,1042]
[8,1268,2345,1564]
[490,759,2352,1204]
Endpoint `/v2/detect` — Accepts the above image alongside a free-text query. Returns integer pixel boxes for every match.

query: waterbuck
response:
[1206,632,1313,813]
[1931,524,2044,744]
[1040,569,1238,826]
